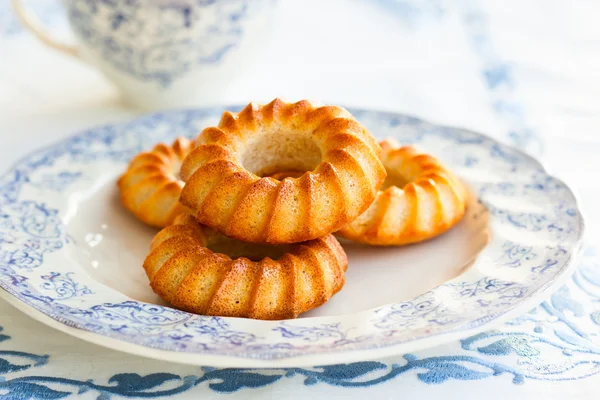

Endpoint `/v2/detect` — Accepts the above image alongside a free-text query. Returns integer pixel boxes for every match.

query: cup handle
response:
[11,0,80,60]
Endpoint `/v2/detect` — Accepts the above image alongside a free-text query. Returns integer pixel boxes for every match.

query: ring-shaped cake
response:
[179,99,387,244]
[118,137,194,228]
[337,139,467,246]
[143,214,348,320]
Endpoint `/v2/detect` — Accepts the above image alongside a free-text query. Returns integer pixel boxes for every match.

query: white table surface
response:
[0,0,599,398]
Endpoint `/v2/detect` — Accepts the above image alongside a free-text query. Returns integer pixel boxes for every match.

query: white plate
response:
[0,107,583,368]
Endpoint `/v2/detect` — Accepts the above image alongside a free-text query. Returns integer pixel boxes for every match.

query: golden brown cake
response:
[337,139,467,246]
[143,214,348,320]
[179,98,387,244]
[118,137,194,228]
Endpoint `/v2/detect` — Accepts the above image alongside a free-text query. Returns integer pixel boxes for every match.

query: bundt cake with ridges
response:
[337,139,467,246]
[118,137,194,228]
[143,214,348,320]
[179,99,386,244]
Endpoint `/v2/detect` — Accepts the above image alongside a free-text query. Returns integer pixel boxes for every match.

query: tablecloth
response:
[0,0,599,398]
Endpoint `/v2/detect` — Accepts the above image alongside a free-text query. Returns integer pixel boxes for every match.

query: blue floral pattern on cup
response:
[66,0,268,86]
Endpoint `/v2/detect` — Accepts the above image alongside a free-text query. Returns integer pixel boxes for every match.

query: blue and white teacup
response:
[12,0,276,110]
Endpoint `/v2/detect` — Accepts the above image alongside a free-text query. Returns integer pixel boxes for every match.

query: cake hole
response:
[269,170,306,180]
[204,228,293,261]
[381,171,410,190]
[241,131,322,177]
